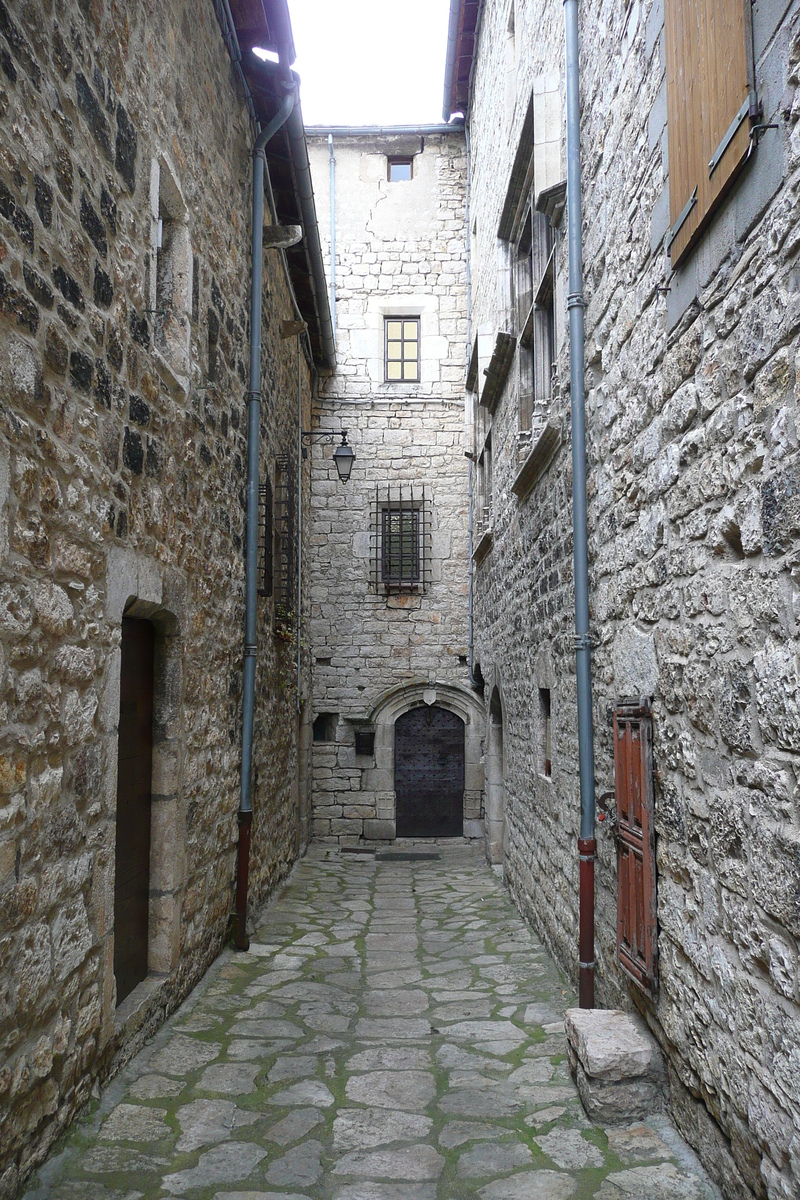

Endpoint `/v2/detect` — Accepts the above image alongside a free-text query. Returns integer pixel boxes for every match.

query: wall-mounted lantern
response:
[301,429,355,484]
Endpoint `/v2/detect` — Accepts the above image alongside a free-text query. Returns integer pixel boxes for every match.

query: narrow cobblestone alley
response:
[25,846,721,1200]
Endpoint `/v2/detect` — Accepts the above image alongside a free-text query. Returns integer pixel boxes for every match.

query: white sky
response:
[287,0,452,127]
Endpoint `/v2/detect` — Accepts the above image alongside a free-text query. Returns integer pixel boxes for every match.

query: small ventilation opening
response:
[313,712,338,743]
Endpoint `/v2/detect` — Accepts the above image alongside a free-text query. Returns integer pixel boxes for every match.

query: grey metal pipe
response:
[464,122,480,692]
[285,103,337,368]
[442,0,463,121]
[564,0,596,1007]
[236,81,296,951]
[328,134,336,343]
[296,334,302,715]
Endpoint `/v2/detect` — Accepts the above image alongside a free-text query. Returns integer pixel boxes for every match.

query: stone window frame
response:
[366,296,444,392]
[148,155,193,396]
[497,80,564,466]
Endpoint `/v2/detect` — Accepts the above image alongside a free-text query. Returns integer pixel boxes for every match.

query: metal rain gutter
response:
[442,0,463,121]
[564,0,597,1009]
[306,125,462,137]
[235,76,297,953]
[328,134,336,342]
[285,100,337,369]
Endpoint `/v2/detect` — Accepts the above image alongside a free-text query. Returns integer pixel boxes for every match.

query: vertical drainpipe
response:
[296,334,303,718]
[464,122,480,691]
[328,134,336,342]
[564,0,596,1008]
[235,80,297,952]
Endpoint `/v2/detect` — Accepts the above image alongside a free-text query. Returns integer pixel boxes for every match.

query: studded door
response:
[394,705,465,837]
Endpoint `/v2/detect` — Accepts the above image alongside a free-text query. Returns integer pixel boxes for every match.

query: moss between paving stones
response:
[24,847,720,1200]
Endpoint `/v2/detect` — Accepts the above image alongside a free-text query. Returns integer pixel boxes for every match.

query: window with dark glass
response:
[388,157,413,181]
[385,317,420,382]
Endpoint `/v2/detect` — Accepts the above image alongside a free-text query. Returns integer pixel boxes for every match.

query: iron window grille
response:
[371,483,431,593]
[273,454,296,631]
[385,317,420,382]
[257,475,273,598]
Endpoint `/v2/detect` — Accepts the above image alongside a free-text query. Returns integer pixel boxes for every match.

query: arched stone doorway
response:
[394,705,465,837]
[485,686,505,864]
[361,681,485,840]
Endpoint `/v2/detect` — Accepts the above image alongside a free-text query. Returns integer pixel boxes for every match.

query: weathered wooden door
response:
[395,705,464,837]
[113,617,154,1004]
[614,704,657,995]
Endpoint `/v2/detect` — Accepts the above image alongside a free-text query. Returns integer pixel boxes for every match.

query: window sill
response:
[512,416,561,501]
[480,332,517,415]
[473,527,493,565]
[153,347,189,399]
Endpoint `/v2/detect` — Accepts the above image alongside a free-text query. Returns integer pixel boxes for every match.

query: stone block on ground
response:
[565,1007,666,1123]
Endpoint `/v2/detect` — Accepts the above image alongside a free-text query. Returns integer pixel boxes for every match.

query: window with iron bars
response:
[258,474,273,598]
[370,483,431,593]
[273,454,296,632]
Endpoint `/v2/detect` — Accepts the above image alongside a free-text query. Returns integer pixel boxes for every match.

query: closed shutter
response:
[614,703,657,995]
[665,0,756,265]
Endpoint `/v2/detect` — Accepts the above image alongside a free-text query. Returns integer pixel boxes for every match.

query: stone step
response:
[565,1007,667,1123]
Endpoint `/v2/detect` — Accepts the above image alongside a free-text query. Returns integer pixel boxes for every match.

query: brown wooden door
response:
[614,705,657,995]
[395,705,464,837]
[113,617,154,1004]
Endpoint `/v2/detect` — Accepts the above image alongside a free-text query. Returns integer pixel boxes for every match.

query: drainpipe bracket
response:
[567,292,586,311]
[574,633,592,652]
[244,644,257,658]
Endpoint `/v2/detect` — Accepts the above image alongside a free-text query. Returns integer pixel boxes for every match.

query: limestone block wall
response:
[467,0,800,1197]
[305,131,480,842]
[0,2,312,1192]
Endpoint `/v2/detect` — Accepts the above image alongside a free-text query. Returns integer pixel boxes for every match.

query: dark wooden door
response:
[395,705,464,837]
[614,704,657,995]
[113,617,154,1004]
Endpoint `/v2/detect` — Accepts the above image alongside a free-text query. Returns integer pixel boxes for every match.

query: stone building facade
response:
[304,129,481,844]
[0,1,328,1193]
[451,0,800,1197]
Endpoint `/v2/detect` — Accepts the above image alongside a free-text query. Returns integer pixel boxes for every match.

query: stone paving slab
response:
[24,843,721,1200]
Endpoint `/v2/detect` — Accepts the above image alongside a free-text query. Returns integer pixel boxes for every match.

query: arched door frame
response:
[485,683,506,865]
[362,681,485,839]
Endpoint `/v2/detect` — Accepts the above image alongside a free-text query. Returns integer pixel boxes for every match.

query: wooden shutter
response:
[665,0,756,264]
[614,703,657,995]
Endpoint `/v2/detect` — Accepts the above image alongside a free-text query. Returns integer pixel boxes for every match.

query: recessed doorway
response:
[394,705,464,837]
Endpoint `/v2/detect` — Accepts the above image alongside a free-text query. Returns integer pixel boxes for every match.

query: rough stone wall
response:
[305,131,478,843]
[468,1,800,1197]
[0,2,311,1193]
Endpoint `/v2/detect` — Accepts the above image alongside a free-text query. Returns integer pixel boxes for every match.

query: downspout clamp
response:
[564,0,597,1007]
[236,77,297,952]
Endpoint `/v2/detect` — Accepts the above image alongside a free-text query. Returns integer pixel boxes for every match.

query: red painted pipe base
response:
[578,836,596,1008]
[234,811,252,951]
